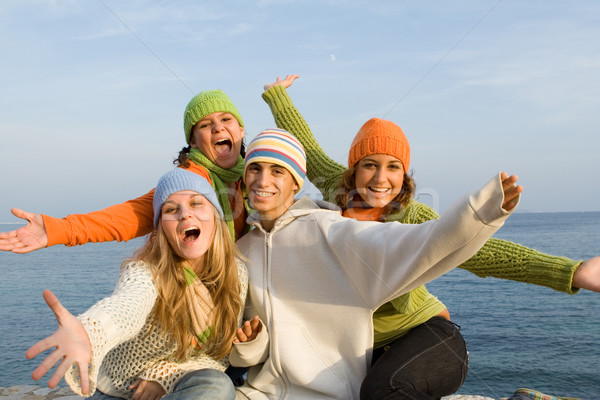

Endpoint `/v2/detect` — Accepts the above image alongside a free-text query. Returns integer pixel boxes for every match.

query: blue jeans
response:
[89,369,235,400]
[360,316,468,400]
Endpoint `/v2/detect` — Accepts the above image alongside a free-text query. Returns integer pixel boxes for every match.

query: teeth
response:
[255,191,274,197]
[215,139,230,145]
[370,187,389,193]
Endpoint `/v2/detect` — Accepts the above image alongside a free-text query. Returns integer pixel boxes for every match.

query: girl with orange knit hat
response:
[261,75,600,400]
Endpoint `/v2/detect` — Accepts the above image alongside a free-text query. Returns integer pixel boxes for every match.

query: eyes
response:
[359,161,403,171]
[247,164,286,175]
[162,198,207,215]
[196,115,234,130]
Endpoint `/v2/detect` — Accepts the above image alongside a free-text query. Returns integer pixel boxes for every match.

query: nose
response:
[179,204,194,219]
[372,167,386,183]
[212,120,224,133]
[253,170,271,187]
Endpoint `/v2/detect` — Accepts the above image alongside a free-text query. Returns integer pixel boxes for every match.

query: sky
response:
[1,0,599,223]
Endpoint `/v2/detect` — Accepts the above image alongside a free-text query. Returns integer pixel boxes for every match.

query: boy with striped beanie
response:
[231,131,520,399]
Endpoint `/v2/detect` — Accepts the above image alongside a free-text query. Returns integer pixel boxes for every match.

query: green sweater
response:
[263,85,582,347]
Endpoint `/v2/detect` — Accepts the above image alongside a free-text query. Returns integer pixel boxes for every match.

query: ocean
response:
[1,212,599,399]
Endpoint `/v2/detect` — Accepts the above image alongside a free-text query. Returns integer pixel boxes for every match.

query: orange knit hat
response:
[348,118,410,172]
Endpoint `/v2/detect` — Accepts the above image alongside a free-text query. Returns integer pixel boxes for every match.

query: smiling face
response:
[189,112,245,169]
[245,162,298,231]
[354,154,405,209]
[159,191,216,264]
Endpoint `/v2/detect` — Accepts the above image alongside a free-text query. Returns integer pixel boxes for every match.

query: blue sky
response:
[1,0,599,223]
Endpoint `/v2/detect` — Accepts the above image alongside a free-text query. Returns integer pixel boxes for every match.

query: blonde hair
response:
[334,165,416,221]
[133,207,243,361]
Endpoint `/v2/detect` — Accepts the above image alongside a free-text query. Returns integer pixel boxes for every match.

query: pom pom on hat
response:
[153,168,223,228]
[348,118,410,173]
[244,128,307,189]
[183,89,244,144]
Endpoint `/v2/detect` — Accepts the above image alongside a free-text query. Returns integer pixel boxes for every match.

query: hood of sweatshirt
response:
[245,196,341,233]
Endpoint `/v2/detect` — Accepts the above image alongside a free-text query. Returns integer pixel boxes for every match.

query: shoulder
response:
[236,258,248,283]
[385,200,440,224]
[117,259,156,288]
[181,164,212,183]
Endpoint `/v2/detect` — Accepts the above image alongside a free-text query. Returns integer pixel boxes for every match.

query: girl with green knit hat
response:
[0,89,252,253]
[261,74,600,400]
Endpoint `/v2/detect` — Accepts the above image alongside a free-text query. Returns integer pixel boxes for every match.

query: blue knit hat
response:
[153,168,223,228]
[243,128,307,189]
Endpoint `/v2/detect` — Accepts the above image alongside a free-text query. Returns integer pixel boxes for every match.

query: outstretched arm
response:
[0,208,48,253]
[26,290,92,394]
[397,195,595,294]
[3,189,156,251]
[262,75,346,202]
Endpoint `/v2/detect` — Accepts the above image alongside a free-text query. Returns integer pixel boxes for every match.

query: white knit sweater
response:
[64,259,248,398]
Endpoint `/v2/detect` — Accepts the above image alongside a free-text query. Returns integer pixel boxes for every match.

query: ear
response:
[240,127,245,139]
[189,135,198,149]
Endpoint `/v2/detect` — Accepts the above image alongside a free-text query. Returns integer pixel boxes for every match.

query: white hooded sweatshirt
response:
[232,173,517,400]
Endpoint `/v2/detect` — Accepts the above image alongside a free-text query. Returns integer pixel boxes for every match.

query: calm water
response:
[1,212,599,399]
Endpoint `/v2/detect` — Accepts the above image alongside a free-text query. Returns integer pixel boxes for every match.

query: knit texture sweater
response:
[262,84,582,347]
[64,259,248,399]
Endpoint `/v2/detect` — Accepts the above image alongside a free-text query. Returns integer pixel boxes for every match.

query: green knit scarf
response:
[184,266,213,346]
[188,149,245,240]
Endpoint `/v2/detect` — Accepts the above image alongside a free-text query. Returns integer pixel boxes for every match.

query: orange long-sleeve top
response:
[43,162,247,247]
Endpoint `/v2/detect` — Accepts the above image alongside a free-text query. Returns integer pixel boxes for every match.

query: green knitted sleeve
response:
[462,237,581,294]
[262,85,345,203]
[389,201,582,294]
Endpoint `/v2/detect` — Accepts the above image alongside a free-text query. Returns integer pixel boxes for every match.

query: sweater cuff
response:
[42,214,72,247]
[541,258,582,294]
[469,172,519,226]
[262,85,294,111]
[522,256,581,294]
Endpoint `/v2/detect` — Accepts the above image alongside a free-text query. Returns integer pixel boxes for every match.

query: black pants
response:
[360,317,468,400]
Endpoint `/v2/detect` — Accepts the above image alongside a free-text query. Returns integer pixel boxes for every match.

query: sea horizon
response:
[1,211,599,399]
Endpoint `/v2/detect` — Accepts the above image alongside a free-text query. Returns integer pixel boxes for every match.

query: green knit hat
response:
[183,89,244,144]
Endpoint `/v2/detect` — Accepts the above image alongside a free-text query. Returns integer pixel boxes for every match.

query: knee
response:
[360,365,393,400]
[359,372,377,400]
[173,369,235,399]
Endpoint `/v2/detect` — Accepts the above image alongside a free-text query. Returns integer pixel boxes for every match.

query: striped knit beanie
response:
[183,89,244,144]
[348,118,410,173]
[243,128,307,189]
[153,168,224,228]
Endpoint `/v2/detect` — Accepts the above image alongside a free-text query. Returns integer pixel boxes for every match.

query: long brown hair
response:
[334,165,416,221]
[133,207,243,361]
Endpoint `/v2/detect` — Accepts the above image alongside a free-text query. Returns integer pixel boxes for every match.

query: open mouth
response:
[181,227,200,242]
[214,138,232,155]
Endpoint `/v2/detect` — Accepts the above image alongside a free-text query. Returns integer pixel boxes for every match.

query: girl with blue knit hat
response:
[26,168,250,400]
[261,74,599,400]
[0,88,252,253]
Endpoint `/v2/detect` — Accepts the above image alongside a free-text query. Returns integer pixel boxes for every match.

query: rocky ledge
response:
[0,385,81,400]
[1,385,497,400]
